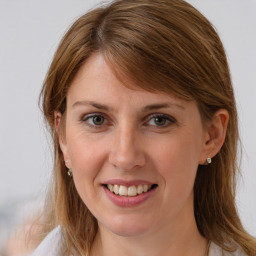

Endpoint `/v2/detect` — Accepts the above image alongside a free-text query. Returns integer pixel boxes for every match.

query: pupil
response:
[155,117,166,126]
[93,116,103,125]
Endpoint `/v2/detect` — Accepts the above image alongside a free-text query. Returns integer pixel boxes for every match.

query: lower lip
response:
[103,186,156,207]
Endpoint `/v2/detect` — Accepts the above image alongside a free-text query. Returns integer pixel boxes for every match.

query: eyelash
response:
[81,113,107,129]
[80,113,176,129]
[145,114,176,128]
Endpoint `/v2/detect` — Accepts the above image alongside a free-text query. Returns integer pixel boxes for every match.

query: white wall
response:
[0,0,255,237]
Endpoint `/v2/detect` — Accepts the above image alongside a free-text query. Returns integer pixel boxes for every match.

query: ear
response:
[199,109,229,165]
[54,111,71,169]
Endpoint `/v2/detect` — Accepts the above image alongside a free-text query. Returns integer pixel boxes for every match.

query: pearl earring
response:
[67,168,73,177]
[206,158,212,164]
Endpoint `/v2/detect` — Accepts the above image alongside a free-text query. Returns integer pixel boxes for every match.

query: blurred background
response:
[0,0,255,255]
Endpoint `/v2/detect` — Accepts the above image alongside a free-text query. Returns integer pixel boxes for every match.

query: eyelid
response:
[81,112,105,121]
[80,112,176,129]
[144,113,177,126]
[80,112,110,128]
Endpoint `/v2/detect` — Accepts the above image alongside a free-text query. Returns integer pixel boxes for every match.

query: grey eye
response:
[91,115,105,125]
[153,116,167,126]
[148,116,168,126]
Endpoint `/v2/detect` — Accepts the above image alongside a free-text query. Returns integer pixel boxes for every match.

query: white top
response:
[31,226,62,256]
[31,226,247,256]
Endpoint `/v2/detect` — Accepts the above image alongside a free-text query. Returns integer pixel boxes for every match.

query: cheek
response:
[154,136,201,173]
[151,135,201,217]
[152,131,203,191]
[67,138,106,206]
[66,133,106,183]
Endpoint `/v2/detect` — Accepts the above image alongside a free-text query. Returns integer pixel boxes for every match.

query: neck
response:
[91,214,207,256]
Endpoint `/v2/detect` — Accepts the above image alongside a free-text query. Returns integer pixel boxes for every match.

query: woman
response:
[33,0,256,255]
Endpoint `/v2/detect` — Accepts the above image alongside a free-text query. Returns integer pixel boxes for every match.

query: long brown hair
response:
[40,0,256,255]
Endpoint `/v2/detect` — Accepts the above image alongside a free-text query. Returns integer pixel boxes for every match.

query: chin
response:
[101,215,153,237]
[110,226,150,238]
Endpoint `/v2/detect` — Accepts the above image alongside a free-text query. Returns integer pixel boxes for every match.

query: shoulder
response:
[31,226,62,256]
[209,242,248,256]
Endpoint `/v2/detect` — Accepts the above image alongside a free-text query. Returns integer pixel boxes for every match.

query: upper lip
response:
[102,179,156,187]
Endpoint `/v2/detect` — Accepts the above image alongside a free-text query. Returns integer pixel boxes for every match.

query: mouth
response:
[103,184,158,197]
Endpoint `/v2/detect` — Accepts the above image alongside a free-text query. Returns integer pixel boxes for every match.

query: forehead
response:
[65,53,204,130]
[67,53,189,108]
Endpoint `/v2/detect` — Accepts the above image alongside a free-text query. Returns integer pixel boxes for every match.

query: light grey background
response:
[0,0,255,239]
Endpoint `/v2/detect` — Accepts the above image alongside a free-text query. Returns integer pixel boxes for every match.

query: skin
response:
[57,53,228,256]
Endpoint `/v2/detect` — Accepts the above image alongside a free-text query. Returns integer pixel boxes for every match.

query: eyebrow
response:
[142,103,185,112]
[72,100,184,111]
[72,100,112,110]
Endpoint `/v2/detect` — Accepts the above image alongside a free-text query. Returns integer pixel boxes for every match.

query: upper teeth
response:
[107,184,152,196]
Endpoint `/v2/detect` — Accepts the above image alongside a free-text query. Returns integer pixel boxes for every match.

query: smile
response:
[105,184,157,197]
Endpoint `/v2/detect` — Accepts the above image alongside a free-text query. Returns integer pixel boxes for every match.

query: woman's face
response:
[59,53,210,237]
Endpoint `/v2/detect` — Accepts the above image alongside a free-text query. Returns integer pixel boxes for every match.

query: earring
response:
[206,158,212,164]
[67,168,73,177]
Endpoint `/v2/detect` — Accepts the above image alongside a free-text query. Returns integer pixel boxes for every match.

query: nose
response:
[108,126,146,171]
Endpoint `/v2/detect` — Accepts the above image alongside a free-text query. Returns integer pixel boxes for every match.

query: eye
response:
[151,116,167,126]
[82,114,107,127]
[146,114,175,127]
[91,115,105,125]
